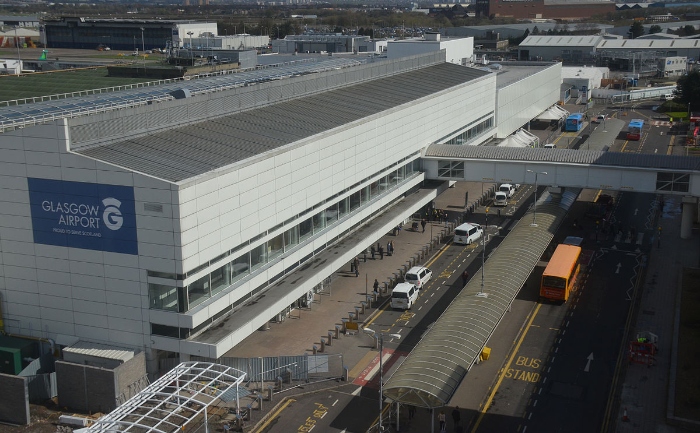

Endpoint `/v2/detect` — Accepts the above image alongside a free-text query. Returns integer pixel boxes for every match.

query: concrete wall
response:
[115,352,147,402]
[0,373,30,425]
[56,361,117,413]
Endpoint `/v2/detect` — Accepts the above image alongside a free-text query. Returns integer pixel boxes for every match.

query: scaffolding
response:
[596,50,661,75]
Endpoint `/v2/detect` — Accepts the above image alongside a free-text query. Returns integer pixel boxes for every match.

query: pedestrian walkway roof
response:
[85,362,245,433]
[383,189,579,408]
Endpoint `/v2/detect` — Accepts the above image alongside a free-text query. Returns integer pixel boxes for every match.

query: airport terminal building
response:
[0,49,560,374]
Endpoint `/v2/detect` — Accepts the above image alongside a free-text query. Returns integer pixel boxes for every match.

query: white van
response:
[494,191,508,206]
[544,143,556,149]
[454,222,483,245]
[391,282,418,310]
[662,93,674,101]
[404,266,432,289]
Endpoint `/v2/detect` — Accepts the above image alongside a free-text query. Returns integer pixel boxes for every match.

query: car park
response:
[404,266,432,289]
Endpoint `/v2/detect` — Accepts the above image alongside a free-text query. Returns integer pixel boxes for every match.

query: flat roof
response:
[520,35,603,47]
[77,63,490,183]
[495,61,558,88]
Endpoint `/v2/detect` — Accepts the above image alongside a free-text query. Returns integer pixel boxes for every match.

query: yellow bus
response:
[540,244,582,302]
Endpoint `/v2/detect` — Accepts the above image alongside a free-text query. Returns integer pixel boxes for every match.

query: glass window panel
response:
[361,186,370,204]
[151,324,180,338]
[187,274,210,308]
[210,262,231,296]
[148,283,179,312]
[268,233,284,261]
[231,253,249,282]
[370,180,380,198]
[325,203,338,225]
[338,197,349,218]
[299,217,313,241]
[250,243,267,270]
[284,225,299,249]
[349,190,361,211]
[313,211,325,233]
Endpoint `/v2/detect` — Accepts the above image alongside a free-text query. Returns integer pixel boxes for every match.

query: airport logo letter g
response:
[102,197,123,231]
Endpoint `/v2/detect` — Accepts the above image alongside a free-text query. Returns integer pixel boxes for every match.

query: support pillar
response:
[680,197,697,239]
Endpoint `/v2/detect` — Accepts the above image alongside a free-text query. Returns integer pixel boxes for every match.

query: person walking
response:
[379,245,384,260]
[421,219,427,233]
[462,270,469,286]
[438,410,446,432]
[355,266,359,278]
[354,257,360,273]
[407,405,416,420]
[370,245,376,260]
[387,241,392,257]
[373,279,379,295]
[452,406,461,427]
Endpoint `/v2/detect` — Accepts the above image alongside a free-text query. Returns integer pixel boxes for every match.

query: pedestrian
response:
[387,241,392,257]
[379,245,384,260]
[373,279,379,294]
[408,405,416,420]
[355,266,359,278]
[462,270,469,286]
[421,219,427,233]
[452,406,461,426]
[438,410,446,432]
[354,257,360,272]
[371,245,376,260]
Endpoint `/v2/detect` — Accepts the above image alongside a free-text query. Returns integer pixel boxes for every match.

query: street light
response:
[140,27,145,68]
[187,31,194,62]
[527,170,548,227]
[13,26,21,75]
[362,327,401,432]
[477,208,489,298]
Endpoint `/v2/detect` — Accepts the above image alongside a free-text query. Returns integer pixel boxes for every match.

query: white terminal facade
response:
[0,40,561,374]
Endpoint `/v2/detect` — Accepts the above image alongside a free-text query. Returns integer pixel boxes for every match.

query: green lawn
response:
[0,68,154,103]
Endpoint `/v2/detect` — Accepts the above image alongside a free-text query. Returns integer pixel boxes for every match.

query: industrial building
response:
[40,17,267,52]
[0,40,560,378]
[474,0,615,20]
[519,34,700,73]
[387,33,474,65]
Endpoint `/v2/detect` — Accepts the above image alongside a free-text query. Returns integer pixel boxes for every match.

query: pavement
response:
[222,117,700,433]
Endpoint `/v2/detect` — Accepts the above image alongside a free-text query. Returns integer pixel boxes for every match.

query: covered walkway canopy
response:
[535,104,569,121]
[383,189,578,408]
[86,361,246,433]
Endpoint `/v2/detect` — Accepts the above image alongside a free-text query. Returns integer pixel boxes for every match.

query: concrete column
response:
[680,197,697,239]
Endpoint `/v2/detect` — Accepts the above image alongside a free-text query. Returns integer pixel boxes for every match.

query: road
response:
[256,101,671,433]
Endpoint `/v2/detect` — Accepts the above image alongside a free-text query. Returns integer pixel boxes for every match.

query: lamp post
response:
[362,328,401,432]
[527,170,548,227]
[13,26,21,75]
[140,27,145,68]
[478,209,488,298]
[187,31,194,61]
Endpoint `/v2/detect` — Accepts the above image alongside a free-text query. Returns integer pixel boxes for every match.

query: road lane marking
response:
[471,303,542,433]
[253,398,296,433]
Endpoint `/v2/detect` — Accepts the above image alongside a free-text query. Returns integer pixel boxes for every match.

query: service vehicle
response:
[499,183,516,198]
[453,222,483,245]
[494,191,508,206]
[391,282,418,310]
[404,266,432,289]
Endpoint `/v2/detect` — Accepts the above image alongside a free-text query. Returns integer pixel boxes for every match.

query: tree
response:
[629,21,644,39]
[676,70,700,111]
[649,24,662,34]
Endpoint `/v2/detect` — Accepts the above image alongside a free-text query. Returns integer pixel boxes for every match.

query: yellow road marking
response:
[470,303,542,433]
[666,133,674,155]
[621,140,629,152]
[252,398,296,433]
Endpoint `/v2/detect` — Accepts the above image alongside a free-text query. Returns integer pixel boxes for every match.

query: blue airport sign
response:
[28,178,138,255]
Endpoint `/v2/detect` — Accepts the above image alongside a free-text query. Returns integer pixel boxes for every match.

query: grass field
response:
[0,68,155,103]
[675,267,700,422]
